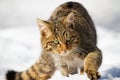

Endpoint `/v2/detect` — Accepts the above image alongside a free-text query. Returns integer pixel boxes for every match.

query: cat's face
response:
[37,13,80,56]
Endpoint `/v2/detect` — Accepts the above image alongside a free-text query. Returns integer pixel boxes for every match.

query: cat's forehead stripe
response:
[56,29,66,41]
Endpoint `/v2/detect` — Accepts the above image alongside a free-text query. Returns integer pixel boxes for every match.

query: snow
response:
[0,0,120,31]
[0,25,120,80]
[0,0,120,80]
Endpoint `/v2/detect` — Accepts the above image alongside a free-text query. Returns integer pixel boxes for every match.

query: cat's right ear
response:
[64,12,75,24]
[37,18,51,37]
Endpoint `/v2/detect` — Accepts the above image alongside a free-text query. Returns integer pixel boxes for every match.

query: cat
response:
[6,1,102,80]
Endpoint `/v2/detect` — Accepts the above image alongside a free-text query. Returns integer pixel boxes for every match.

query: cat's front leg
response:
[84,49,102,80]
[36,63,55,80]
[36,53,56,80]
[60,65,78,76]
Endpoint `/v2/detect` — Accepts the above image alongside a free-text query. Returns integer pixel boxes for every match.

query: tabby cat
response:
[6,1,102,80]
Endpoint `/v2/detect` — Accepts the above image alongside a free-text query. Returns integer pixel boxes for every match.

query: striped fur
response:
[7,62,39,80]
[6,1,102,80]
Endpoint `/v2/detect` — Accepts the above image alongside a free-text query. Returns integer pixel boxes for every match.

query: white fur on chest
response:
[52,53,84,70]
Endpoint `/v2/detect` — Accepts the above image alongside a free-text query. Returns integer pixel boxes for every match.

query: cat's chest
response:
[52,54,84,69]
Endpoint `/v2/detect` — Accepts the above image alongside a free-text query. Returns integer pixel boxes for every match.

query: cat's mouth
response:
[53,50,70,56]
[58,51,70,56]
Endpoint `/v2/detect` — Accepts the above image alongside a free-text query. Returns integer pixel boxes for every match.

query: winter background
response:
[0,0,120,80]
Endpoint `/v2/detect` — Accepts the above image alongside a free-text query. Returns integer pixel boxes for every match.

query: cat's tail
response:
[6,70,17,80]
[6,63,39,80]
[6,53,55,80]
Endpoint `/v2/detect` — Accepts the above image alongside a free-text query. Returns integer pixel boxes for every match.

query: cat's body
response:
[6,2,102,80]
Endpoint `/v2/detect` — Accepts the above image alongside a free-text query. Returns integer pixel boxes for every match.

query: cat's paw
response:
[61,70,69,77]
[61,65,69,77]
[85,69,101,80]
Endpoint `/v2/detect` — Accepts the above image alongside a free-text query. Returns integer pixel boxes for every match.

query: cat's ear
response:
[37,18,51,37]
[64,12,76,30]
[64,12,75,24]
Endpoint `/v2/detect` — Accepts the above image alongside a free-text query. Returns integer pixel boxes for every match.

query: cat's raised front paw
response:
[85,69,101,80]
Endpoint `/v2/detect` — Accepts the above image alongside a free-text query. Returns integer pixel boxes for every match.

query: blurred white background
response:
[0,0,120,80]
[0,0,120,31]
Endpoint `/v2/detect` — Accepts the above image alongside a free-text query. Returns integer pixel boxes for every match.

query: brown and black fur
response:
[6,1,102,80]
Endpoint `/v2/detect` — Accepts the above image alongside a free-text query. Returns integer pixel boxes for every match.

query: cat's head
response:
[37,12,80,56]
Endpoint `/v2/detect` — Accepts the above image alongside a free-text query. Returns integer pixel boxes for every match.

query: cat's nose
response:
[61,44,67,53]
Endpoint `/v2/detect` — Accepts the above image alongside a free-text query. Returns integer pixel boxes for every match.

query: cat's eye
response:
[66,37,71,45]
[53,39,59,44]
[66,33,71,41]
[66,36,70,41]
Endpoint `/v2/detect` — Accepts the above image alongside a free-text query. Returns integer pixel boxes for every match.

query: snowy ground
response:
[0,0,120,80]
[0,25,120,80]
